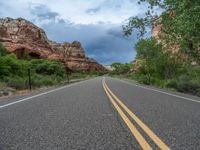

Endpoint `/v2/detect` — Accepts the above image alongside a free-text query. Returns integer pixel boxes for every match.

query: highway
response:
[0,77,200,150]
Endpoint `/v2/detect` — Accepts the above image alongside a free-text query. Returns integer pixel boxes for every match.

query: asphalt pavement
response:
[0,77,200,150]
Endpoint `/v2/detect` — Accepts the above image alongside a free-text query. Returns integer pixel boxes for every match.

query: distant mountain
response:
[0,17,107,72]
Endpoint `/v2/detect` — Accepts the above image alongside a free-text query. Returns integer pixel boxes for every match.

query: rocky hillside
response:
[0,17,107,72]
[152,17,180,54]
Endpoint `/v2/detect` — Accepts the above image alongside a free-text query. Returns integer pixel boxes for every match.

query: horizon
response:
[0,0,159,65]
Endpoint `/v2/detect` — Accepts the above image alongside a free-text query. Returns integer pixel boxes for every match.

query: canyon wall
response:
[0,17,107,72]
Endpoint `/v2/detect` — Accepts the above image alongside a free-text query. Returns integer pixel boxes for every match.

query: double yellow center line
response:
[102,79,170,150]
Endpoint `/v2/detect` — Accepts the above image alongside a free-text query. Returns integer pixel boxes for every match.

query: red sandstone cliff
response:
[152,17,180,54]
[0,17,107,72]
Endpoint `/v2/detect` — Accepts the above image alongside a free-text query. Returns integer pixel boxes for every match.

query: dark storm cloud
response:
[30,4,59,20]
[41,21,137,65]
[85,32,137,64]
[0,0,156,65]
[106,27,131,40]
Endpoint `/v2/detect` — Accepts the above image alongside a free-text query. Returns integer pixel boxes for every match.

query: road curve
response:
[0,77,200,150]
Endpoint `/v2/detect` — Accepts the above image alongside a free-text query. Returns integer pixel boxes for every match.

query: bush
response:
[137,74,154,85]
[30,59,66,77]
[6,77,27,90]
[0,43,7,57]
[31,75,63,87]
[176,75,200,94]
[0,54,29,78]
[70,70,104,79]
[153,79,165,88]
[0,48,67,90]
[165,79,178,89]
[0,43,104,91]
[41,78,55,86]
[197,89,200,97]
[177,81,200,94]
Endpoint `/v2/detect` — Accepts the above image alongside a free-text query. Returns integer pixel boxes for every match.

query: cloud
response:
[86,6,101,14]
[0,0,148,24]
[0,0,151,64]
[107,27,130,40]
[41,21,137,65]
[85,36,136,64]
[30,4,59,21]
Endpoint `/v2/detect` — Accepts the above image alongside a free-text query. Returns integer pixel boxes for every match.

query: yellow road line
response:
[102,80,152,150]
[104,79,170,150]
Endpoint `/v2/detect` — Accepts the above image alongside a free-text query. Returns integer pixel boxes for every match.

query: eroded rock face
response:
[49,41,85,58]
[152,17,180,54]
[0,17,107,72]
[151,17,200,65]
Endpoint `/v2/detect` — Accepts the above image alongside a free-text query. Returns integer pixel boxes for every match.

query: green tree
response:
[30,59,66,77]
[135,38,179,81]
[123,0,200,64]
[111,62,131,75]
[0,54,29,78]
[0,43,7,57]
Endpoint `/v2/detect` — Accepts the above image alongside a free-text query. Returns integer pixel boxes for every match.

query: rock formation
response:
[0,17,107,72]
[152,17,180,54]
[152,16,200,65]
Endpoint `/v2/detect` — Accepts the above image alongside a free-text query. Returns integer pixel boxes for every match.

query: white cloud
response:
[0,0,148,64]
[0,0,146,25]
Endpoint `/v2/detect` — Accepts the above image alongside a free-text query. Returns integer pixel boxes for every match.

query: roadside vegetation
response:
[110,38,200,97]
[0,43,102,96]
[0,43,67,93]
[110,0,200,97]
[71,70,104,80]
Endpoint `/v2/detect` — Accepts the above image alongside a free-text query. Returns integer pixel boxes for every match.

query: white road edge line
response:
[0,78,95,109]
[112,78,200,104]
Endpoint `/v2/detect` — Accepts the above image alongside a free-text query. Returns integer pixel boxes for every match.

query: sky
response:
[0,0,152,65]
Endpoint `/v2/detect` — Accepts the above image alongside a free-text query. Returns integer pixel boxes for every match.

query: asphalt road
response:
[0,77,200,150]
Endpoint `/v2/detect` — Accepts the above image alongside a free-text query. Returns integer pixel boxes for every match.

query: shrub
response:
[30,59,66,77]
[6,77,27,90]
[154,79,165,88]
[0,54,30,78]
[165,79,178,89]
[41,78,55,86]
[0,43,7,57]
[0,46,104,91]
[197,89,200,97]
[176,75,200,94]
[138,74,154,85]
[31,75,63,87]
[177,81,200,94]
